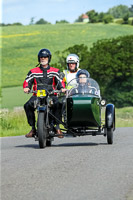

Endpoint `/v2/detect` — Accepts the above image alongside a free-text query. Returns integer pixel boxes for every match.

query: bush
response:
[54,44,90,70]
[54,35,133,107]
[35,18,50,24]
[103,14,114,24]
[104,77,133,107]
[128,19,133,25]
[123,14,129,24]
[56,20,69,24]
[115,19,124,24]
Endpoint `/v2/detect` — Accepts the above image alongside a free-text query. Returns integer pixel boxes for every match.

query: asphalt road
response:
[1,127,133,200]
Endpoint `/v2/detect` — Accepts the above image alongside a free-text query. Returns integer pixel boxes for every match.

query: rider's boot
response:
[25,129,36,138]
[56,129,64,138]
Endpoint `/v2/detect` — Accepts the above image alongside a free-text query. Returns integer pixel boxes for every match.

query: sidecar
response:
[60,77,115,144]
[35,77,115,148]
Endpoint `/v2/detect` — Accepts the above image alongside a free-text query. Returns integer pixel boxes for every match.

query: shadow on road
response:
[52,142,107,147]
[15,144,39,149]
[15,142,107,149]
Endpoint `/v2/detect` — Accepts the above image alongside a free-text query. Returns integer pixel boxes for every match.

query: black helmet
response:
[76,69,90,79]
[38,48,52,63]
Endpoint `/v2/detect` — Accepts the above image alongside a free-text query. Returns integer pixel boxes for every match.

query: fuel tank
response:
[66,94,101,127]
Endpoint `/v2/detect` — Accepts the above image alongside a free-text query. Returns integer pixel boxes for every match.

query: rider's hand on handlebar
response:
[24,88,30,93]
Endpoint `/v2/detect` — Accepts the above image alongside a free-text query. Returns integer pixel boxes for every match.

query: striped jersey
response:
[23,65,65,94]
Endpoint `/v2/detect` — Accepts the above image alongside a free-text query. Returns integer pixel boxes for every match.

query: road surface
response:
[1,127,133,200]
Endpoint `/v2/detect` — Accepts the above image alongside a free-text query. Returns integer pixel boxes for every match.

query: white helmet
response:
[66,54,79,71]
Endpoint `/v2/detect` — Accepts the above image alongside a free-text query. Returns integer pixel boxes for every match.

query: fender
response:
[105,104,115,130]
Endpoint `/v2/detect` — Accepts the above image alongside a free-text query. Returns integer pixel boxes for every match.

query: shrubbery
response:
[54,35,133,107]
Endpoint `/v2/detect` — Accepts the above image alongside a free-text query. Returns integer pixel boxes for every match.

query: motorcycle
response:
[30,76,115,148]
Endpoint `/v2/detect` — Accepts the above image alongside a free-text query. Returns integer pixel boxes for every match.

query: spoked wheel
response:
[107,128,113,144]
[37,112,48,148]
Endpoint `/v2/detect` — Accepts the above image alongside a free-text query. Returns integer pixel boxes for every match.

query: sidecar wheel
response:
[37,112,47,149]
[107,128,113,144]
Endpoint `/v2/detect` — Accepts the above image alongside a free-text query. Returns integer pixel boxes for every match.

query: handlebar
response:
[29,89,63,95]
[29,90,37,94]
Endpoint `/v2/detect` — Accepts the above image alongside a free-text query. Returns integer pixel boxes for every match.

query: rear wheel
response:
[37,112,48,148]
[107,128,113,144]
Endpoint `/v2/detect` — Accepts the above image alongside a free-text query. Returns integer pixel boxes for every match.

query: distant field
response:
[2,86,31,109]
[1,23,133,88]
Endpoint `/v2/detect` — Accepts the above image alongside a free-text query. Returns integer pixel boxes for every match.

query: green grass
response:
[1,86,32,109]
[115,107,133,127]
[1,23,133,88]
[1,23,133,137]
[0,107,132,137]
[0,110,30,137]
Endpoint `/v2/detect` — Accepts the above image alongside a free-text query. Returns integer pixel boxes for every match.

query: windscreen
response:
[66,78,100,97]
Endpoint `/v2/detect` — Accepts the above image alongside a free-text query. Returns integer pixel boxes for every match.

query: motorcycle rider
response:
[23,48,65,138]
[63,54,81,87]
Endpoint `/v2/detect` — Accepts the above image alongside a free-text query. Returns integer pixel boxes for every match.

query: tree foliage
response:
[56,20,69,24]
[85,10,114,23]
[123,14,129,24]
[86,10,99,23]
[54,44,89,70]
[29,17,35,25]
[104,77,133,107]
[54,35,133,107]
[75,14,83,22]
[35,18,50,24]
[107,5,133,18]
[0,22,23,26]
[103,14,114,24]
[75,5,133,24]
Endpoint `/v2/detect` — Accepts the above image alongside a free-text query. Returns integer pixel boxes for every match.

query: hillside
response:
[1,23,133,88]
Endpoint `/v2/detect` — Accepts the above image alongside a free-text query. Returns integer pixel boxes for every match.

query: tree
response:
[85,10,113,23]
[75,14,83,22]
[56,20,69,24]
[98,12,105,22]
[12,22,23,26]
[86,10,99,23]
[104,77,133,107]
[87,35,133,106]
[35,18,50,25]
[53,35,133,107]
[107,5,132,18]
[123,14,129,24]
[53,44,89,70]
[103,14,114,24]
[129,5,133,13]
[29,17,35,25]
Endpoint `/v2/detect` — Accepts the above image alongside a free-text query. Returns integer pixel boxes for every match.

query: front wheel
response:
[37,112,48,148]
[107,128,113,144]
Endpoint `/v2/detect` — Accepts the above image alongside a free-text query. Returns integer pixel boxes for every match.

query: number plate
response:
[37,90,46,97]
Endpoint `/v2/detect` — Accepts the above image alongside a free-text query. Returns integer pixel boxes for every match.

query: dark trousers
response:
[24,96,37,130]
[24,95,62,130]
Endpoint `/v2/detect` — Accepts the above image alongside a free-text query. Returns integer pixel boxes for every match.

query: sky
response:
[1,0,133,25]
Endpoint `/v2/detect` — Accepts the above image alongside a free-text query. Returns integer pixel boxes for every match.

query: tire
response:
[37,112,48,148]
[107,128,113,144]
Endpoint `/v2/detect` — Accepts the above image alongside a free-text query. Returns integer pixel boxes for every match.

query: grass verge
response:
[0,107,133,137]
[0,109,30,137]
